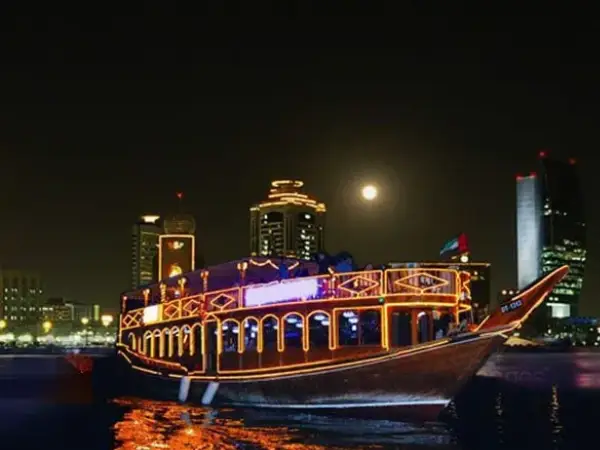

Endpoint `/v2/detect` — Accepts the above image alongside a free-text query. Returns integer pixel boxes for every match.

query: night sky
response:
[0,7,597,314]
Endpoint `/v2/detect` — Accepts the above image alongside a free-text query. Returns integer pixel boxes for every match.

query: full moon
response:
[361,185,378,201]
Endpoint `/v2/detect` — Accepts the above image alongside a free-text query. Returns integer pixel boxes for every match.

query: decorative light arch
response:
[127,332,137,351]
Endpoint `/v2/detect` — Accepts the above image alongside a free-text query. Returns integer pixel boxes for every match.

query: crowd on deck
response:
[277,251,381,279]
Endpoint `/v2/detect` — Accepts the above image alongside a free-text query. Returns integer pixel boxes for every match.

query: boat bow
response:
[475,265,569,334]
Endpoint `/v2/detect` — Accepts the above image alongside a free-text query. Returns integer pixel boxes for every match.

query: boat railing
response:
[120,268,465,331]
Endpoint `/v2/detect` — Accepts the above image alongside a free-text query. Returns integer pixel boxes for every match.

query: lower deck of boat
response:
[117,331,505,421]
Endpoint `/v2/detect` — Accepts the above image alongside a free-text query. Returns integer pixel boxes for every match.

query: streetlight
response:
[81,317,90,347]
[42,320,52,333]
[100,314,113,328]
[0,319,6,331]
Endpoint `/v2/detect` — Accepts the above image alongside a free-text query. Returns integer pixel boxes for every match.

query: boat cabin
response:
[118,257,473,377]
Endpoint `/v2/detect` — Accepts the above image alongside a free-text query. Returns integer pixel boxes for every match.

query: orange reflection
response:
[112,398,373,450]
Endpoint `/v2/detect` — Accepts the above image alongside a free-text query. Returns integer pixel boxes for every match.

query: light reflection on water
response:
[111,398,454,449]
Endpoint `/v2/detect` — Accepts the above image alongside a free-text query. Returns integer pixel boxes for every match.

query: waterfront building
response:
[43,298,73,322]
[249,180,326,260]
[131,215,161,289]
[41,298,101,324]
[0,269,43,323]
[516,151,586,319]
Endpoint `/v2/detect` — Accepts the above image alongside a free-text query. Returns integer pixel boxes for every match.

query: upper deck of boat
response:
[120,257,472,332]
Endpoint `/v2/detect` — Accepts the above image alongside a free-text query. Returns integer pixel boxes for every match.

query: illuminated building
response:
[159,196,196,280]
[389,259,491,323]
[516,173,542,290]
[516,152,586,319]
[250,180,326,260]
[131,215,161,289]
[0,269,43,323]
[42,298,73,322]
[41,298,102,324]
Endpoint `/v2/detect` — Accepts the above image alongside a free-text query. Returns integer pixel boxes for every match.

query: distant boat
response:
[115,258,568,420]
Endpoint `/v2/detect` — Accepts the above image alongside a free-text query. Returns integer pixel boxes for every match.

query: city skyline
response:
[0,10,598,314]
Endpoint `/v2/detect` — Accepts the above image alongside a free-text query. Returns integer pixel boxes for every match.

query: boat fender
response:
[178,376,191,403]
[201,381,220,405]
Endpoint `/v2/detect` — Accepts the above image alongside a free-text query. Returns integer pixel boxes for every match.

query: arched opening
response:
[241,317,259,370]
[260,315,280,368]
[282,313,304,349]
[242,317,259,351]
[417,311,432,343]
[282,313,304,365]
[307,311,331,350]
[169,326,180,357]
[143,331,152,355]
[219,319,240,371]
[260,315,279,352]
[220,319,240,353]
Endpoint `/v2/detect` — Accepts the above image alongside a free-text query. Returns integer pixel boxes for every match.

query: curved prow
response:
[476,265,569,334]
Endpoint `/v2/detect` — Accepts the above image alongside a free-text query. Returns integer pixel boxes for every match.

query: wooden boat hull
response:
[117,332,504,420]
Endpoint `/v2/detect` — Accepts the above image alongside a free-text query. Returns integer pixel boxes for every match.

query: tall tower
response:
[131,215,161,289]
[516,151,586,319]
[516,173,542,290]
[249,180,326,260]
[539,153,586,318]
[158,193,196,280]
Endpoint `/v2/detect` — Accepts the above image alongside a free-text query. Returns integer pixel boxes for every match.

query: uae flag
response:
[439,233,469,256]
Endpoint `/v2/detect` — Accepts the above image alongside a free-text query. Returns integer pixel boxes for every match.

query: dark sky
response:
[0,6,598,314]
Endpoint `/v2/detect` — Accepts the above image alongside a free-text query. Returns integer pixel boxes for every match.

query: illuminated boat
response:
[115,258,568,420]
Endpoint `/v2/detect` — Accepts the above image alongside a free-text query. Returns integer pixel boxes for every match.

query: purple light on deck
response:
[244,278,320,307]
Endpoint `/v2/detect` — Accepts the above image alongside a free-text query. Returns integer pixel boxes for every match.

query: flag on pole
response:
[440,233,469,256]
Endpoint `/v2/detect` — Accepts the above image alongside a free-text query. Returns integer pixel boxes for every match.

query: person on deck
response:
[278,258,290,279]
[333,251,354,273]
[313,252,333,275]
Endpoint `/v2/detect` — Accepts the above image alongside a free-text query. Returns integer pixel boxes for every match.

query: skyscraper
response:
[131,215,161,289]
[159,193,196,280]
[516,173,542,289]
[539,154,586,317]
[516,152,586,319]
[250,180,326,260]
